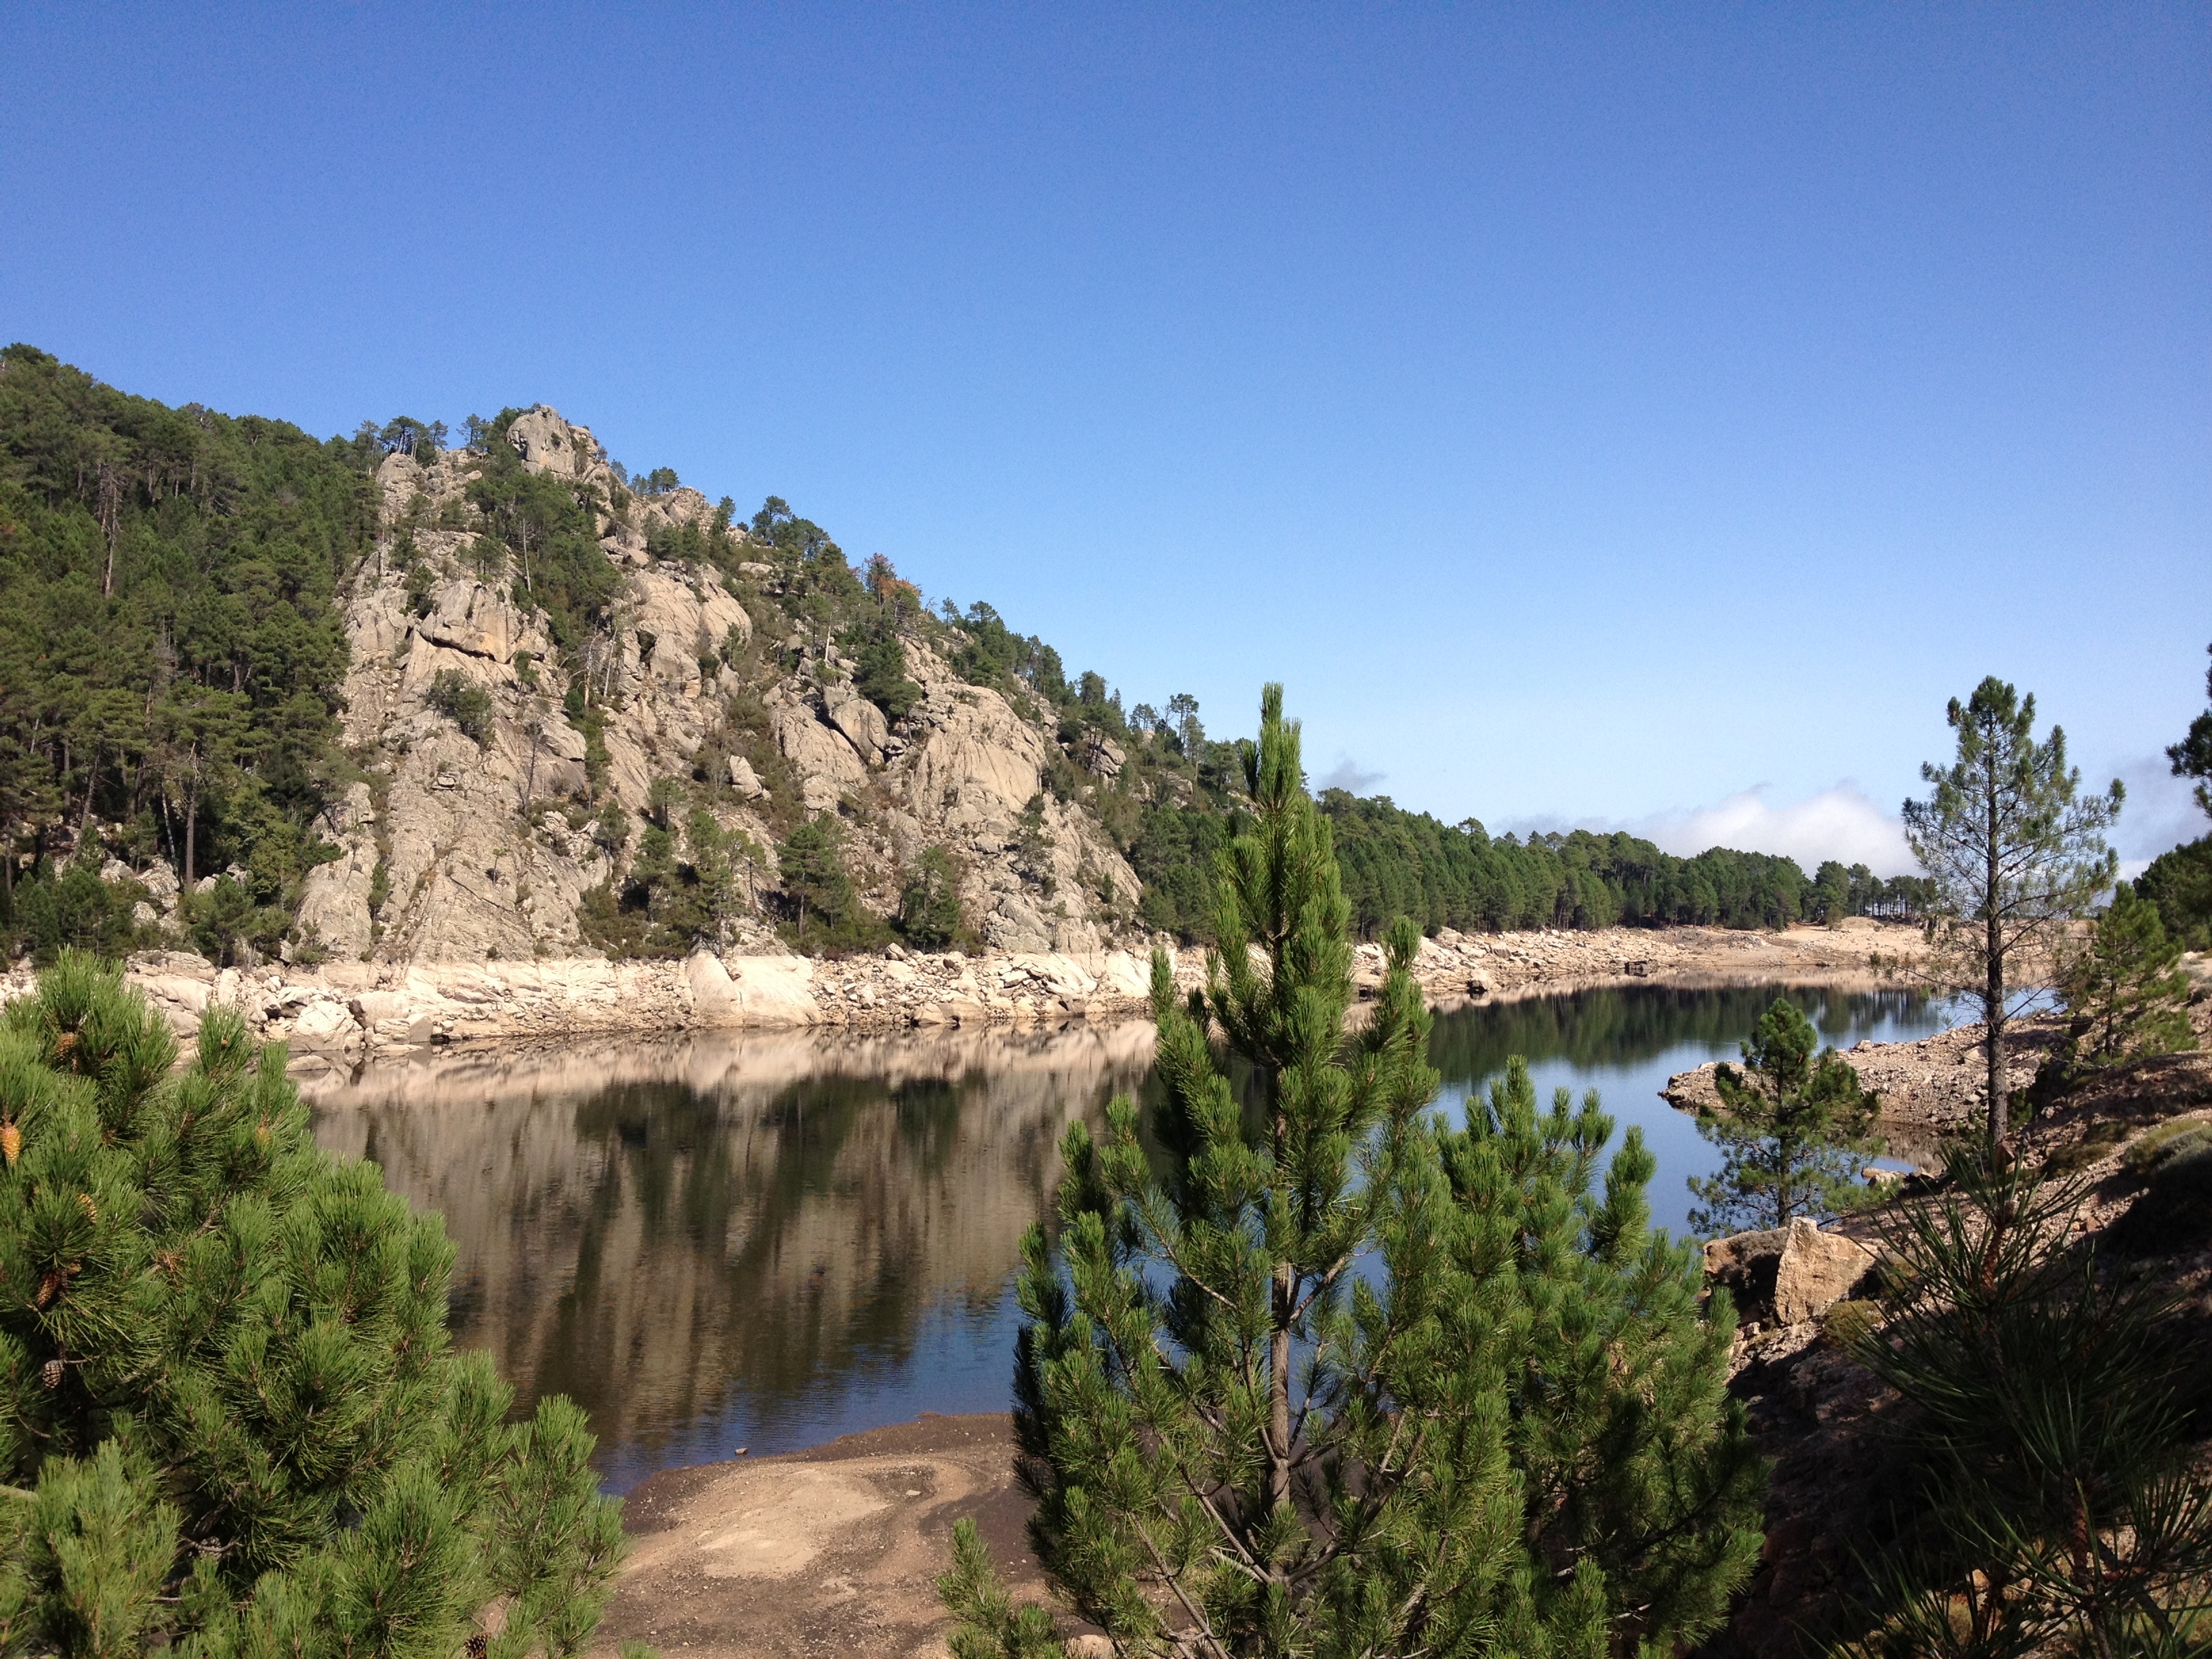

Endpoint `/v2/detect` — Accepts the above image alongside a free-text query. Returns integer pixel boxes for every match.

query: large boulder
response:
[630,568,752,695]
[413,577,531,665]
[1773,1217,1877,1324]
[773,700,867,803]
[1703,1227,1788,1322]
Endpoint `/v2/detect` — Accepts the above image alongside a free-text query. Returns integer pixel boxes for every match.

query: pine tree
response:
[1687,996,1879,1237]
[777,821,857,939]
[1902,678,2121,1153]
[940,687,1762,1658]
[2053,884,2194,1073]
[899,846,966,950]
[0,954,628,1656]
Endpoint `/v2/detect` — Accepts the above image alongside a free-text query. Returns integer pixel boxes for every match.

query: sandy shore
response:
[596,1412,1055,1659]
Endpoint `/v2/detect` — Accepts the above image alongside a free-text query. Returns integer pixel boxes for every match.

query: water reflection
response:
[300,981,1949,1488]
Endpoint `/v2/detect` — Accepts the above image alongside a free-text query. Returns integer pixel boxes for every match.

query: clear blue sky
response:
[5,5,2206,872]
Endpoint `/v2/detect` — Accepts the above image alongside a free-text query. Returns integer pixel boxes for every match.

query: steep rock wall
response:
[299,409,1136,963]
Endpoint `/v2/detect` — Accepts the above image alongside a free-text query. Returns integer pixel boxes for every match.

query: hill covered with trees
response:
[0,346,1919,966]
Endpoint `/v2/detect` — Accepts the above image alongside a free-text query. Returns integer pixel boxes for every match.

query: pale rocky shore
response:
[0,917,1923,1069]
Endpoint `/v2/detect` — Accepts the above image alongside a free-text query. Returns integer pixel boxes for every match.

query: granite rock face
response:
[300,409,1134,964]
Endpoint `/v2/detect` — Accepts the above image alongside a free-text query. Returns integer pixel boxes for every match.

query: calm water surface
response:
[300,982,1950,1490]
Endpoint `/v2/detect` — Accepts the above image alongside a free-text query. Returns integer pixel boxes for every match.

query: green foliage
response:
[848,630,920,724]
[178,873,292,968]
[464,411,622,655]
[1687,996,1879,1236]
[775,820,884,953]
[945,689,1761,1659]
[1837,1156,2212,1655]
[1904,676,2123,1151]
[577,799,749,960]
[1124,802,1229,939]
[2166,640,2212,820]
[0,955,628,1654]
[1128,790,1822,944]
[2,855,150,966]
[2135,836,2212,952]
[898,846,966,950]
[939,600,1065,701]
[0,343,365,902]
[2121,1115,2212,1174]
[2052,885,2194,1076]
[425,669,495,747]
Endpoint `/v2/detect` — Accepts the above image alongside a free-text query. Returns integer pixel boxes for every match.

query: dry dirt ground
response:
[594,1413,1070,1659]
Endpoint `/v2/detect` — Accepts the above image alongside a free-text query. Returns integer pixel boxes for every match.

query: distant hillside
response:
[0,346,1926,966]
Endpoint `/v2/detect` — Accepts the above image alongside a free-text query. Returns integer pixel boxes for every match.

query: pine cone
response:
[1,1121,18,1168]
[41,1358,63,1389]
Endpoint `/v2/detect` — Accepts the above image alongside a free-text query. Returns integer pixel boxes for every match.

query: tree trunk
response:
[78,742,102,840]
[182,762,199,888]
[1269,1097,1292,1523]
[1985,749,2007,1153]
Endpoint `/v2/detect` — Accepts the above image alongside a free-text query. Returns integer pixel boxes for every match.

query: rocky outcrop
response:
[1664,1005,2052,1153]
[296,408,1137,966]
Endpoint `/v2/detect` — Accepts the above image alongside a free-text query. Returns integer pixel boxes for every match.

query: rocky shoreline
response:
[0,917,1924,1070]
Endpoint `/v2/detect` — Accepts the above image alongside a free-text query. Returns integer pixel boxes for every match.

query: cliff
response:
[291,407,1136,965]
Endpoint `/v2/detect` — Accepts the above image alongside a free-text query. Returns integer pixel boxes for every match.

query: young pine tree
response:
[940,687,1762,1658]
[2053,884,2194,1073]
[1687,996,1879,1237]
[0,954,627,1657]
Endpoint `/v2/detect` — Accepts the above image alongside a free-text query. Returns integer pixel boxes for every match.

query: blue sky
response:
[4,5,2206,873]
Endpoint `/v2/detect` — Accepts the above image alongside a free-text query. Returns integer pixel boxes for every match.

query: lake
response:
[300,981,1951,1491]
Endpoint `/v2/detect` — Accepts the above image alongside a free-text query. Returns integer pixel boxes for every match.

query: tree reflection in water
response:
[301,983,1950,1488]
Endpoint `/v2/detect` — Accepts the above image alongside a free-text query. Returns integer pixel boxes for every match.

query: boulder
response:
[726,755,765,798]
[139,859,180,910]
[1703,1227,1788,1322]
[773,701,867,800]
[902,687,1046,832]
[1081,733,1126,779]
[719,955,821,1027]
[1773,1217,1877,1324]
[289,1000,358,1046]
[414,578,528,665]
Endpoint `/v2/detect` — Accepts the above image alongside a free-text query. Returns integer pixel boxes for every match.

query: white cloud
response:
[1631,783,1914,876]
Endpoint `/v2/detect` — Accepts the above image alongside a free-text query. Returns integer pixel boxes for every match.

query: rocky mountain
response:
[295,407,1138,964]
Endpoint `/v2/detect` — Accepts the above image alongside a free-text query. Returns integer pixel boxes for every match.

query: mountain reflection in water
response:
[300,981,1950,1489]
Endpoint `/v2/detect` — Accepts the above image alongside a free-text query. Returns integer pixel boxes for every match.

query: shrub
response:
[426,668,495,747]
[2108,1143,2212,1256]
[2120,1115,2212,1174]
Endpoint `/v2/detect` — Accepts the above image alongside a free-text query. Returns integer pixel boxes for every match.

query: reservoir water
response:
[300,981,1952,1491]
